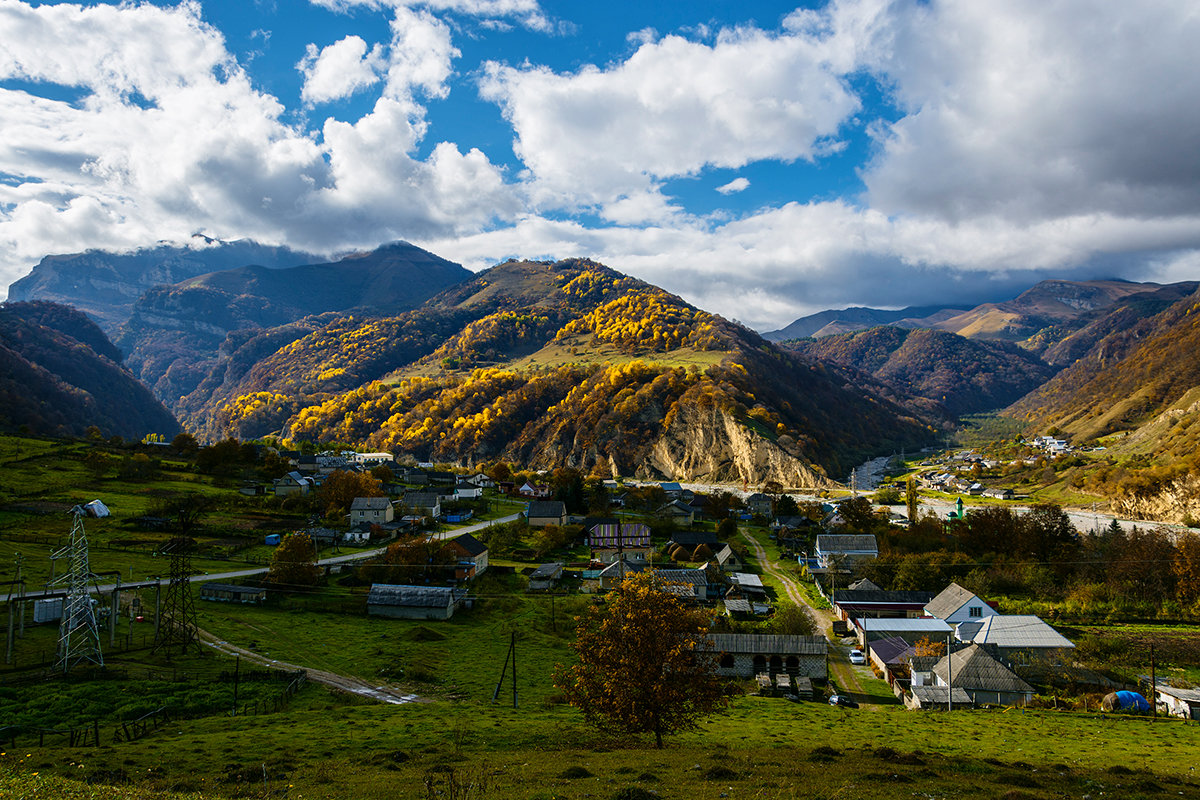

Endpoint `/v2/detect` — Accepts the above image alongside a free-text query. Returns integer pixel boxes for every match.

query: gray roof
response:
[815,534,878,553]
[835,589,936,607]
[855,618,951,634]
[869,636,914,665]
[449,533,487,556]
[730,572,763,590]
[964,615,1075,649]
[910,685,972,705]
[848,578,881,591]
[654,568,708,586]
[908,655,940,673]
[708,633,827,656]
[932,644,1033,694]
[367,584,457,608]
[724,597,753,614]
[1155,684,1200,703]
[403,491,441,506]
[527,500,566,518]
[351,497,391,511]
[529,563,564,579]
[924,582,983,620]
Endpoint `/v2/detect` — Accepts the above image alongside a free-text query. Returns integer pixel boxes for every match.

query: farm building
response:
[708,633,827,680]
[200,583,267,604]
[905,685,973,710]
[367,584,463,620]
[1154,684,1200,720]
[526,500,567,527]
[815,534,878,567]
[930,644,1034,707]
[527,563,564,591]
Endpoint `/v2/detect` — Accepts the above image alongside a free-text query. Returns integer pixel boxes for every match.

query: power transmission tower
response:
[51,507,104,673]
[153,537,200,659]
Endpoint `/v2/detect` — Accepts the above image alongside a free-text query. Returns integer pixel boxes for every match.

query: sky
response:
[2,0,1199,330]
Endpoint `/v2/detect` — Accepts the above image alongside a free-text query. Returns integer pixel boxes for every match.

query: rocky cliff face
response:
[647,403,830,487]
[1112,475,1200,525]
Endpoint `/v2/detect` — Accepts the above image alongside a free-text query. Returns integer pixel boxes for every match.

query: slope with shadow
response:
[202,258,934,484]
[782,326,1059,418]
[0,302,179,439]
[7,238,323,334]
[116,242,472,408]
[1006,284,1200,443]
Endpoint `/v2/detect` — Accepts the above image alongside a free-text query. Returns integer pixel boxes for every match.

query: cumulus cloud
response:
[715,177,749,195]
[0,0,514,291]
[479,23,861,213]
[298,35,385,105]
[382,6,458,102]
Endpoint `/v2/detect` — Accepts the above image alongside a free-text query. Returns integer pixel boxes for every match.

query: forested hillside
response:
[0,302,179,439]
[190,258,932,483]
[782,326,1058,417]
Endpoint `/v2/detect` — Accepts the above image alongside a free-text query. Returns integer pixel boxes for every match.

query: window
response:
[968,606,983,617]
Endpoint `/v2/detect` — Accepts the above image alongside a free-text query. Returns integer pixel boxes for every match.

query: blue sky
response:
[2,0,1199,329]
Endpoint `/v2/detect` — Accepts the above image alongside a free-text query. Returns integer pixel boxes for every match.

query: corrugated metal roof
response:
[835,589,936,606]
[933,644,1033,694]
[731,572,763,590]
[654,568,708,585]
[1155,684,1200,703]
[816,534,878,552]
[855,618,952,633]
[966,615,1075,649]
[708,633,827,656]
[910,685,972,705]
[367,584,456,608]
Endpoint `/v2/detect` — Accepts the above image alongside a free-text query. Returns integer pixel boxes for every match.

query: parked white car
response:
[849,649,866,665]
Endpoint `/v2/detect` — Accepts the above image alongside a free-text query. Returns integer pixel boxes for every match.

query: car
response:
[849,649,865,665]
[829,694,859,709]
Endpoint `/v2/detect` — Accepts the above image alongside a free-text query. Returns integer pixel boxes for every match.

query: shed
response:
[905,685,973,710]
[200,583,267,604]
[708,633,827,680]
[526,500,567,527]
[528,562,564,591]
[367,584,462,620]
[1155,684,1200,720]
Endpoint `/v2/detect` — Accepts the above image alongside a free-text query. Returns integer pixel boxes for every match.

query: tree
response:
[266,533,320,587]
[769,603,815,636]
[554,572,736,747]
[319,470,383,516]
[906,476,919,524]
[171,432,199,456]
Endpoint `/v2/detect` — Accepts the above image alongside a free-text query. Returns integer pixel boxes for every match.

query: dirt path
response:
[197,628,426,706]
[740,529,870,700]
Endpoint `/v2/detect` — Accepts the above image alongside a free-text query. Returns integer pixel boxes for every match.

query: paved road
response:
[0,513,522,603]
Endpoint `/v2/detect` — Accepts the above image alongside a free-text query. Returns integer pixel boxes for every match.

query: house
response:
[528,562,564,591]
[713,543,745,572]
[659,481,684,498]
[814,534,878,568]
[930,644,1035,706]
[905,685,973,710]
[924,583,998,625]
[273,471,313,496]
[832,589,936,622]
[402,491,442,518]
[745,493,774,517]
[526,500,567,527]
[519,482,553,498]
[865,635,915,675]
[466,473,495,488]
[454,482,483,500]
[350,497,394,526]
[982,488,1014,500]
[708,633,827,680]
[367,584,463,620]
[1154,683,1200,720]
[352,452,394,467]
[727,572,766,599]
[955,614,1075,664]
[657,500,695,525]
[592,544,655,565]
[200,583,267,604]
[854,617,952,648]
[447,533,488,579]
[653,567,712,601]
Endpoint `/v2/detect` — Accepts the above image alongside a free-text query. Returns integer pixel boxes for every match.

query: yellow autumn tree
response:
[553,572,736,748]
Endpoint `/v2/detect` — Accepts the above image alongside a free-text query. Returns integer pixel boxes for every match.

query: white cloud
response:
[715,177,749,195]
[308,0,551,32]
[479,23,862,215]
[0,0,515,292]
[382,6,458,102]
[297,35,385,105]
[860,0,1200,224]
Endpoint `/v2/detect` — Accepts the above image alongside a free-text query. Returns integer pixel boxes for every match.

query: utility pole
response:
[233,655,241,716]
[946,634,953,712]
[15,553,24,638]
[511,630,518,709]
[1150,643,1157,721]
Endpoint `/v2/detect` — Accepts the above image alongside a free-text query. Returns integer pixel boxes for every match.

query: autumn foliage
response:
[554,572,736,747]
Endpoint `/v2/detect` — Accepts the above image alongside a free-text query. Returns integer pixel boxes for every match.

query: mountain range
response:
[7,239,1200,507]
